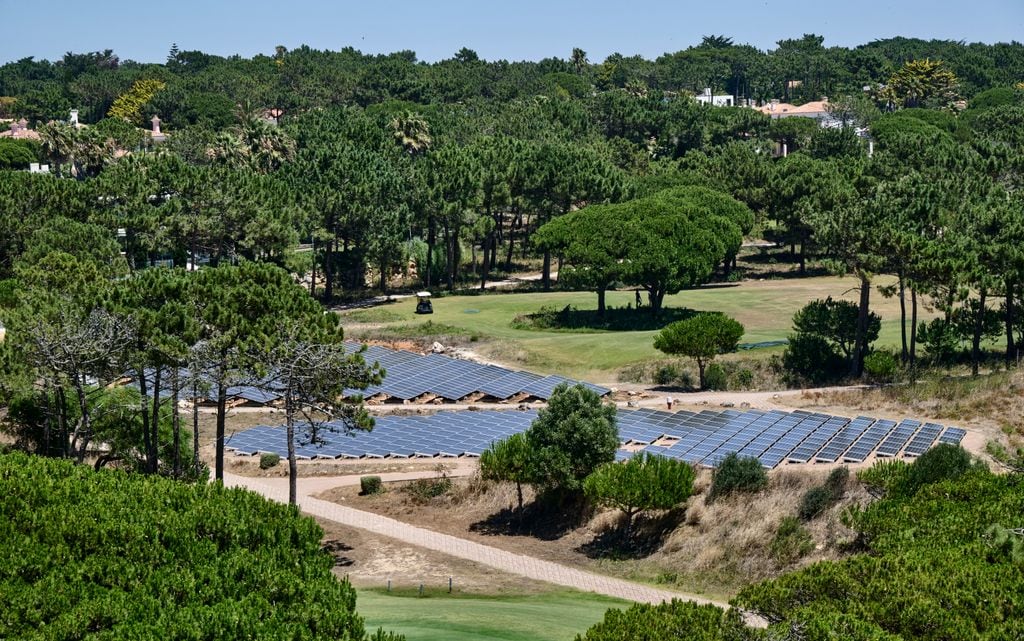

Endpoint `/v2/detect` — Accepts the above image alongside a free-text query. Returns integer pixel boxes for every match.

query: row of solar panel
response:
[125,368,285,405]
[346,343,609,401]
[226,408,966,468]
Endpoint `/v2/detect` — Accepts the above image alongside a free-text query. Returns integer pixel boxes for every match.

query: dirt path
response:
[223,471,763,623]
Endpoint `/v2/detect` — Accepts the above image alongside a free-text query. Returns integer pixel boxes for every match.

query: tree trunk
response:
[443,222,455,291]
[324,228,336,300]
[149,366,162,474]
[214,364,227,483]
[798,242,806,275]
[851,272,871,378]
[910,287,919,368]
[697,359,707,390]
[480,232,492,290]
[898,273,908,363]
[597,287,607,317]
[542,250,552,291]
[1006,279,1017,363]
[425,217,436,288]
[286,395,297,505]
[649,288,665,316]
[171,368,181,478]
[624,508,636,540]
[192,378,201,477]
[309,237,317,297]
[971,288,986,377]
[504,210,518,272]
[138,370,152,471]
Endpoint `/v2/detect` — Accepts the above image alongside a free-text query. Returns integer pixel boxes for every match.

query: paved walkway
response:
[224,472,733,610]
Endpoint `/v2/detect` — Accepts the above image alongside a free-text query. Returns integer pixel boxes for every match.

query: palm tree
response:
[390,112,432,157]
[38,121,78,177]
[570,47,589,75]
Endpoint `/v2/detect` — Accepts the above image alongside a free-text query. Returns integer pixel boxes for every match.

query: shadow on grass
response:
[512,305,699,332]
[322,540,356,567]
[576,507,686,560]
[470,494,593,541]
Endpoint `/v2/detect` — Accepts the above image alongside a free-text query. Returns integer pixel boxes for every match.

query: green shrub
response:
[360,475,383,495]
[259,452,280,469]
[734,368,754,389]
[825,466,849,498]
[893,443,978,497]
[917,318,961,364]
[857,459,909,495]
[655,363,682,385]
[798,486,835,521]
[583,453,695,537]
[0,451,384,640]
[575,599,742,641]
[704,363,728,391]
[782,332,846,385]
[799,467,849,520]
[770,516,815,564]
[402,475,451,503]
[707,453,767,503]
[863,350,899,383]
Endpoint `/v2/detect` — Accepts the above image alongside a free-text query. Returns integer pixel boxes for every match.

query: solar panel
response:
[814,417,873,462]
[938,427,967,445]
[903,423,943,457]
[876,420,920,457]
[226,409,952,467]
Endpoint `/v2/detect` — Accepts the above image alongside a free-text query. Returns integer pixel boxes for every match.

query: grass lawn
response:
[342,275,935,382]
[356,588,626,641]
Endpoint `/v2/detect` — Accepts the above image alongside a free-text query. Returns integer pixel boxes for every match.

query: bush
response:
[401,475,452,503]
[360,475,383,495]
[799,467,849,520]
[863,350,899,383]
[857,459,909,495]
[893,444,977,497]
[798,486,835,521]
[654,363,682,385]
[917,318,961,364]
[575,599,743,641]
[0,451,382,640]
[583,453,695,537]
[259,452,280,469]
[703,363,728,391]
[825,466,849,497]
[734,368,754,389]
[770,516,815,564]
[706,453,767,503]
[782,332,846,385]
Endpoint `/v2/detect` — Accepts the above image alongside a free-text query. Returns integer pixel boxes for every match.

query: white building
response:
[693,88,735,107]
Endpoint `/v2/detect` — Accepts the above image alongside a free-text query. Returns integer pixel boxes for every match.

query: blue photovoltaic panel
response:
[787,417,850,463]
[815,417,874,462]
[938,427,967,445]
[903,423,943,457]
[876,420,920,457]
[843,419,897,462]
[226,408,958,467]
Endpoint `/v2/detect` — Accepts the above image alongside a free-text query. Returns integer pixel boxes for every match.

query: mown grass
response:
[356,588,627,641]
[339,275,935,382]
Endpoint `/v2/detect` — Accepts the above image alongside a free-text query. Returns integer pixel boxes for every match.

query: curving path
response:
[223,472,752,617]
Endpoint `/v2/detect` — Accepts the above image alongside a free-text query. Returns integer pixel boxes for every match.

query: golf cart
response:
[415,291,433,314]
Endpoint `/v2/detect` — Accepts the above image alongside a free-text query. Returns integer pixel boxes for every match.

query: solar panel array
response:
[347,343,609,402]
[227,407,966,467]
[126,368,285,405]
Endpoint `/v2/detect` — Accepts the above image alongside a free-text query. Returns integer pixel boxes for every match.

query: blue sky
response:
[1,0,1022,65]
